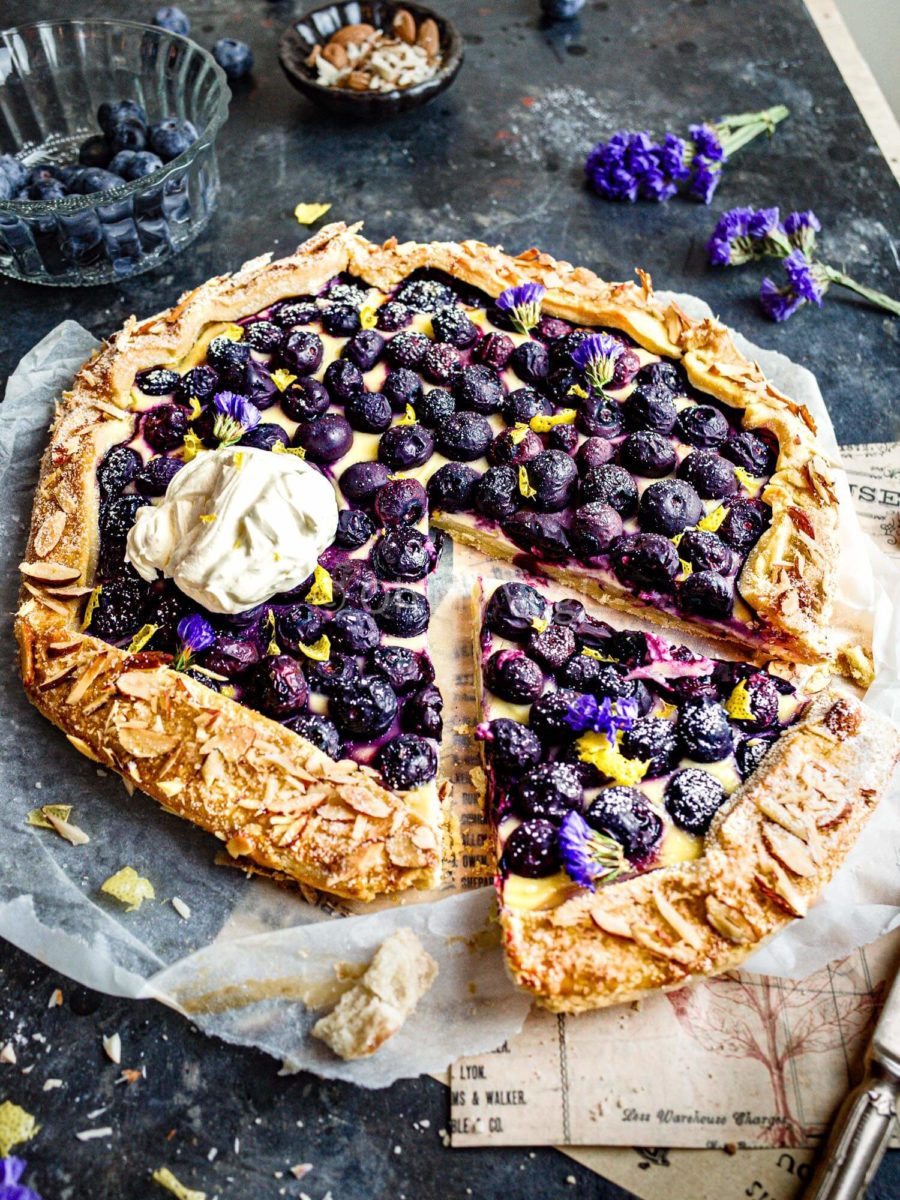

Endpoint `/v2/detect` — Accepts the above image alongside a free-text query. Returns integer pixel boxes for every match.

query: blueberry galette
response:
[15,223,892,914]
[475,579,897,1011]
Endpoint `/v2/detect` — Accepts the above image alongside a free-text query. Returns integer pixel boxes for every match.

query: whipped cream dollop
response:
[126,446,339,614]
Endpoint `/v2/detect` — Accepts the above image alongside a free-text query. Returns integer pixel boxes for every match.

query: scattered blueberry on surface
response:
[620,717,680,778]
[374,588,430,637]
[679,570,735,619]
[345,390,393,433]
[475,465,521,520]
[676,404,730,449]
[485,649,545,704]
[153,6,191,35]
[579,464,638,516]
[719,498,771,551]
[339,460,392,505]
[610,532,681,589]
[427,462,480,511]
[294,413,353,463]
[623,385,677,435]
[525,449,579,512]
[677,450,738,500]
[375,477,427,526]
[383,366,423,413]
[134,454,184,495]
[329,676,398,741]
[678,529,734,574]
[335,508,376,550]
[570,502,623,559]
[369,646,434,694]
[377,422,435,471]
[98,445,142,501]
[212,38,254,81]
[721,430,777,476]
[371,526,435,582]
[254,655,308,717]
[619,431,677,477]
[436,411,493,461]
[502,386,552,426]
[503,511,572,561]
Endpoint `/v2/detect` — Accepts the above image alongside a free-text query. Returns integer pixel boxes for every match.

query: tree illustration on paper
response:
[667,961,883,1147]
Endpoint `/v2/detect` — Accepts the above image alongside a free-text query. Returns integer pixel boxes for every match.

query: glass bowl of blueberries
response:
[0,18,230,285]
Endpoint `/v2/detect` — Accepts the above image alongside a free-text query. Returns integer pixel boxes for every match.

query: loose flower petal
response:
[294,202,332,226]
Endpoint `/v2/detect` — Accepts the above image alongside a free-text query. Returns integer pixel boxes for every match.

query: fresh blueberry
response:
[271,298,319,328]
[502,820,560,878]
[475,331,515,370]
[88,573,148,641]
[98,99,147,135]
[176,365,219,405]
[544,366,581,407]
[107,118,148,155]
[98,445,142,501]
[376,301,412,331]
[417,386,455,428]
[123,150,165,181]
[516,762,583,824]
[322,303,360,337]
[277,380,326,425]
[575,438,615,472]
[212,38,254,81]
[153,6,191,35]
[134,454,184,495]
[678,570,735,620]
[578,465,639,524]
[427,462,480,511]
[294,414,353,464]
[665,768,726,835]
[378,423,435,471]
[283,712,342,759]
[207,335,250,381]
[721,431,777,477]
[339,460,392,505]
[377,734,438,789]
[718,498,771,551]
[345,391,393,433]
[148,118,198,162]
[636,360,686,395]
[620,717,680,778]
[395,276,456,312]
[678,529,735,574]
[343,329,385,372]
[330,676,398,741]
[482,718,543,777]
[255,655,308,717]
[510,341,550,384]
[202,635,260,678]
[76,167,128,195]
[677,700,733,762]
[623,385,677,434]
[454,364,504,415]
[489,427,543,467]
[475,465,521,519]
[422,341,462,385]
[239,422,291,452]
[330,606,380,654]
[619,431,677,477]
[436,411,493,461]
[375,588,430,638]
[525,449,578,512]
[677,451,737,500]
[503,511,572,561]
[585,786,663,862]
[335,508,376,550]
[401,684,443,739]
[372,527,435,582]
[383,367,423,413]
[306,652,360,696]
[375,477,427,525]
[386,330,430,369]
[142,403,189,451]
[736,734,774,781]
[78,135,113,169]
[548,423,579,454]
[431,305,478,347]
[570,502,624,560]
[526,622,577,672]
[136,366,180,396]
[610,533,680,589]
[502,386,552,426]
[274,330,320,379]
[676,405,729,449]
[322,360,362,404]
[577,394,625,439]
[368,646,434,694]
[486,582,548,640]
[639,478,704,536]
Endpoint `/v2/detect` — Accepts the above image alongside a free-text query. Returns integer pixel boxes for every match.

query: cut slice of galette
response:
[474,578,897,1011]
[14,222,866,904]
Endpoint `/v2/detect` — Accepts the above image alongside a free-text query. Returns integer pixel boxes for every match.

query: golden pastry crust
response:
[497,692,897,1012]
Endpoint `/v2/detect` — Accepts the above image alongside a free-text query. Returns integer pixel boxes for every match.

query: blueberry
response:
[510,341,550,384]
[482,718,543,777]
[620,717,680,778]
[369,646,434,694]
[619,431,677,477]
[329,561,383,609]
[485,649,544,704]
[243,320,284,354]
[516,762,583,824]
[736,734,774,781]
[153,6,191,34]
[306,653,360,696]
[377,734,438,789]
[427,462,480,511]
[330,676,398,741]
[603,629,649,665]
[78,135,113,169]
[383,367,423,413]
[576,437,615,471]
[679,570,735,620]
[550,330,591,368]
[88,574,148,641]
[677,451,737,500]
[322,303,360,337]
[526,622,576,672]
[374,588,430,637]
[431,305,478,347]
[577,394,625,439]
[386,330,430,369]
[395,277,456,312]
[570,502,623,560]
[148,118,198,162]
[678,529,734,574]
[73,168,125,195]
[558,657,631,701]
[677,700,733,762]
[610,533,680,589]
[271,299,319,328]
[283,331,326,376]
[0,154,26,191]
[375,477,427,525]
[146,590,193,650]
[486,582,547,640]
[202,635,260,678]
[540,0,586,19]
[378,423,435,471]
[108,118,148,155]
[489,428,543,467]
[325,281,369,308]
[176,365,219,405]
[207,335,250,380]
[255,655,308,717]
[676,405,729,449]
[475,331,515,370]
[343,329,385,372]
[422,342,462,385]
[636,360,685,395]
[372,527,434,582]
[98,99,147,135]
[339,460,392,505]
[502,386,552,426]
[345,391,393,433]
[623,385,677,434]
[324,358,363,402]
[240,361,276,409]
[417,386,455,428]
[731,672,780,730]
[721,431,777,477]
[335,508,376,550]
[279,379,327,424]
[98,445,142,501]
[330,606,380,653]
[401,684,444,739]
[503,820,560,878]
[503,512,572,561]
[639,479,704,536]
[377,301,412,331]
[475,465,521,519]
[142,403,189,451]
[585,786,663,862]
[528,688,581,742]
[436,412,493,461]
[283,712,342,760]
[579,464,637,516]
[294,414,353,463]
[548,423,579,454]
[525,449,578,512]
[610,346,641,389]
[665,768,726,835]
[212,37,254,81]
[134,454,184,496]
[454,364,504,415]
[718,498,770,551]
[544,367,582,408]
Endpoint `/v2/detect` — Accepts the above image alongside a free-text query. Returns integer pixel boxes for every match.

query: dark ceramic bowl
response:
[278,2,463,117]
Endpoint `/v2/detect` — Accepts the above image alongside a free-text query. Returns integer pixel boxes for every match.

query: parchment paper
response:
[0,302,896,1089]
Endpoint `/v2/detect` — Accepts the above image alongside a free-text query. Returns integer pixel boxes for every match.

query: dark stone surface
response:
[0,2,898,1197]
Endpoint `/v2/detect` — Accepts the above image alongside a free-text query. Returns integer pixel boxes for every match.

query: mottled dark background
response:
[1,1,898,1197]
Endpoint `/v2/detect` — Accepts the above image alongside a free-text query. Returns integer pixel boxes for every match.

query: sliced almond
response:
[20,560,81,585]
[116,670,166,700]
[22,582,69,616]
[47,637,82,657]
[116,725,179,758]
[45,585,93,599]
[653,888,705,950]
[67,734,104,763]
[45,810,90,846]
[345,70,371,91]
[393,8,416,43]
[386,831,432,868]
[704,896,755,944]
[315,802,355,822]
[589,906,633,939]
[761,824,817,878]
[65,653,112,706]
[416,17,440,57]
[342,787,391,819]
[34,511,67,558]
[201,725,255,762]
[322,41,348,69]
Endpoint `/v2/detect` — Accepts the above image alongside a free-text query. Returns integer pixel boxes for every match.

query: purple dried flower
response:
[783,249,825,306]
[495,282,546,334]
[559,810,625,891]
[689,123,725,162]
[563,693,639,737]
[688,154,722,204]
[212,391,261,446]
[0,1158,43,1200]
[783,209,821,255]
[658,132,691,181]
[174,613,215,670]
[758,276,805,322]
[571,332,624,392]
[706,206,785,266]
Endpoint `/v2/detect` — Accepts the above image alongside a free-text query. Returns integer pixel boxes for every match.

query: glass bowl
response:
[0,18,230,286]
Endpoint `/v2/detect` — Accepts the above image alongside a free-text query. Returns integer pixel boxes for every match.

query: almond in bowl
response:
[307,11,443,93]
